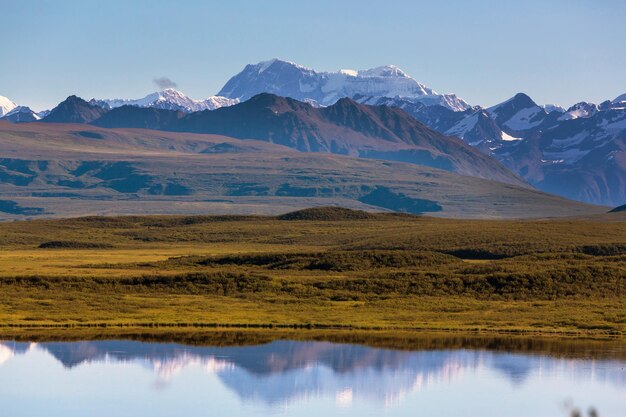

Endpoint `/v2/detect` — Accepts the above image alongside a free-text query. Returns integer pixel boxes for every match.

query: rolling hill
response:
[0,121,605,220]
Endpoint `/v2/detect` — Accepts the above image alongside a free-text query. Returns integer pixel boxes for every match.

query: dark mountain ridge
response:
[42,95,107,124]
[90,105,186,130]
[90,93,524,186]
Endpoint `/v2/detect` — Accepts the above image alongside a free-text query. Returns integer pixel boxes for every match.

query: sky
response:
[2,0,625,111]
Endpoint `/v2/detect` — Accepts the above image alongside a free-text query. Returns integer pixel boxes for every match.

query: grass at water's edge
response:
[0,292,623,337]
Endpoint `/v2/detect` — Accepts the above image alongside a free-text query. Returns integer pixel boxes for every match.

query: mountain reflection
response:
[0,340,624,406]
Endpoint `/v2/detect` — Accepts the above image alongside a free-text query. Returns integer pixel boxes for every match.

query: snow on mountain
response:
[443,109,507,153]
[92,89,239,113]
[541,104,565,113]
[366,90,626,205]
[36,109,51,119]
[500,131,523,142]
[445,111,479,138]
[0,96,17,117]
[2,106,41,122]
[503,106,545,130]
[490,99,626,205]
[558,102,599,121]
[217,59,471,111]
[487,93,547,132]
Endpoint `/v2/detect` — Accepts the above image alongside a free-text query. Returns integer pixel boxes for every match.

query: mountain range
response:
[91,88,239,112]
[1,58,625,209]
[220,60,626,205]
[217,58,471,111]
[90,93,522,185]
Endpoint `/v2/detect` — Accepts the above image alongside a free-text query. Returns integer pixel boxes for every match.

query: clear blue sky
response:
[2,0,625,111]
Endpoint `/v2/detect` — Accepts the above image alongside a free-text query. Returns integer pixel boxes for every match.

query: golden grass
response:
[0,211,624,337]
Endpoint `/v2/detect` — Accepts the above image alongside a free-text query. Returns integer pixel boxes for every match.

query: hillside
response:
[0,121,605,220]
[610,204,626,213]
[88,94,524,185]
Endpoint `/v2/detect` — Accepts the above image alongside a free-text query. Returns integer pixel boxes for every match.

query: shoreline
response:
[1,322,624,339]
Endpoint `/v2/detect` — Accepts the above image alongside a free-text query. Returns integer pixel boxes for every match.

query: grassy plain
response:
[0,208,624,337]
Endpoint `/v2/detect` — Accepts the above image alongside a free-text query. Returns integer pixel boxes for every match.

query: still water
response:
[0,338,624,417]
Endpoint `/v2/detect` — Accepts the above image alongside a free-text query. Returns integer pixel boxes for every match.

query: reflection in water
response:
[0,339,624,417]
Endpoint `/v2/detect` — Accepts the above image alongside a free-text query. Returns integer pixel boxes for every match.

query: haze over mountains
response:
[1,58,625,215]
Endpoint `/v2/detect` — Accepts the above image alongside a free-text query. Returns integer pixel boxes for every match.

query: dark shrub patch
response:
[38,241,114,249]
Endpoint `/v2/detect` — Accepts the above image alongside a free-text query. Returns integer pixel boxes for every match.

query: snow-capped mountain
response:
[0,95,17,117]
[1,106,41,123]
[558,102,599,121]
[350,95,469,131]
[478,94,626,205]
[91,89,239,112]
[359,90,626,205]
[486,93,549,132]
[217,59,471,111]
[541,104,565,113]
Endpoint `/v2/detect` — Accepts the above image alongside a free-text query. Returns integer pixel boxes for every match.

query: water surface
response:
[0,338,624,417]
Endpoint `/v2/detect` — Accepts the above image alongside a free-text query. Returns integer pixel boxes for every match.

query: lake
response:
[0,336,624,417]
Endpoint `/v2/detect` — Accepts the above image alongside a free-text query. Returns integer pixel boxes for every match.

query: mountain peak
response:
[0,95,17,117]
[558,101,599,121]
[92,89,238,113]
[541,104,565,113]
[43,95,107,124]
[2,106,41,123]
[255,58,311,73]
[488,93,539,113]
[218,59,470,111]
[158,88,186,96]
[65,95,86,103]
[511,92,538,107]
[358,65,409,78]
[333,96,360,106]
[240,93,310,114]
[486,93,546,132]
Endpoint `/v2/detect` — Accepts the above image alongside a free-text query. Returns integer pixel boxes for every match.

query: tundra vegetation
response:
[0,207,624,338]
